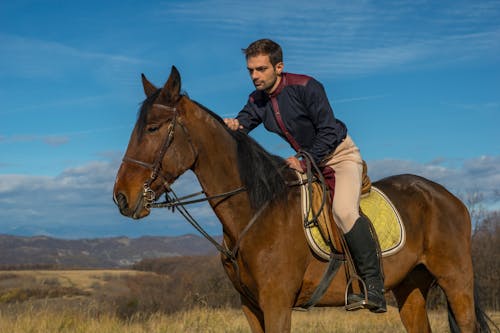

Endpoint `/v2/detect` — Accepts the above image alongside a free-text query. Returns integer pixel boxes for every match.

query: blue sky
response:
[0,0,499,238]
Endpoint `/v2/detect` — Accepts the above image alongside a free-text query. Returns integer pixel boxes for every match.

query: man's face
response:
[246,54,283,93]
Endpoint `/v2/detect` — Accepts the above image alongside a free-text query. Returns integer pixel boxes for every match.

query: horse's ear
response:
[141,73,157,97]
[159,66,181,103]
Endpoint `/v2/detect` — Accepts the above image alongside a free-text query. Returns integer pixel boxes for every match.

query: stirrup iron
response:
[344,275,369,311]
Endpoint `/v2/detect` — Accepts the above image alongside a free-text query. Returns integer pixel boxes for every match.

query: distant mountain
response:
[0,234,218,268]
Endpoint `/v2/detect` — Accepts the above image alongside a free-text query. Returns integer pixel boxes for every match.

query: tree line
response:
[131,210,499,314]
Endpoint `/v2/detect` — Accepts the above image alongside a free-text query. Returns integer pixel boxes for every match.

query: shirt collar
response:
[268,72,287,98]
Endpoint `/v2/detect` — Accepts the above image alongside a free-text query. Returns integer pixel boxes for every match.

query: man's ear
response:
[275,62,284,75]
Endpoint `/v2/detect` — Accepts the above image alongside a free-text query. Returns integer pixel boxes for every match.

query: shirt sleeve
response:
[303,79,343,163]
[236,98,262,134]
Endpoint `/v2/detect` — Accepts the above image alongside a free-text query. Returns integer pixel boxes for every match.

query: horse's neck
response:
[188,114,241,195]
[186,110,253,244]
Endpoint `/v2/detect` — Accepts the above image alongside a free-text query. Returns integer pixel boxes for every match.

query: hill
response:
[0,234,217,268]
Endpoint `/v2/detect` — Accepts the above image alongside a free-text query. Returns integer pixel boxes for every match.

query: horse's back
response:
[374,173,465,209]
[373,173,471,243]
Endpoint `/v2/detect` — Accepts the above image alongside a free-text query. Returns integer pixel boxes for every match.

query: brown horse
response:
[113,66,493,333]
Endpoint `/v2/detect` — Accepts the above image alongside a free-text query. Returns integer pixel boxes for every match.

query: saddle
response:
[299,161,405,260]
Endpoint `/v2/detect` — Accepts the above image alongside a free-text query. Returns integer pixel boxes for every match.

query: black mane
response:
[192,101,290,210]
[136,93,291,210]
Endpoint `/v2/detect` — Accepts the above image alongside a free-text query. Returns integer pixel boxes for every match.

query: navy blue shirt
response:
[237,72,347,163]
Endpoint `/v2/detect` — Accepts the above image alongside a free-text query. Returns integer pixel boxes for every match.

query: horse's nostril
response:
[115,192,128,210]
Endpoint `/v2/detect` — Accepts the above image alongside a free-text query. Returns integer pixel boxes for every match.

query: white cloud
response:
[368,155,500,207]
[0,154,498,238]
[0,158,217,238]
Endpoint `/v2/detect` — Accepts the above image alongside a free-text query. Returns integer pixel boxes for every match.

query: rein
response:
[120,101,261,260]
[123,107,329,258]
[149,187,246,209]
[121,102,336,308]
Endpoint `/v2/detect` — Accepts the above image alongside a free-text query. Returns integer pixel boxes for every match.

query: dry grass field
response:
[0,270,498,333]
[0,305,453,333]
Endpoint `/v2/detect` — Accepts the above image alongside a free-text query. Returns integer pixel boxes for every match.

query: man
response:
[224,38,386,313]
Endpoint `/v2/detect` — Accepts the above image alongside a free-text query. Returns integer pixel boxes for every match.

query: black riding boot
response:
[344,216,387,313]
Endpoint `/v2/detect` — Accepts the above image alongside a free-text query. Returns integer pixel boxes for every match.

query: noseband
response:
[122,103,183,211]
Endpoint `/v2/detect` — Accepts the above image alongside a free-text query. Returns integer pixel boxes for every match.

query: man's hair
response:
[242,39,283,66]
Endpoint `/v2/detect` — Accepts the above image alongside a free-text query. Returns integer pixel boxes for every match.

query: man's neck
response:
[266,75,282,95]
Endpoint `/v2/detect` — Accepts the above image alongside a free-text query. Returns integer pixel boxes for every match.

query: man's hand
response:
[286,156,304,172]
[223,118,243,131]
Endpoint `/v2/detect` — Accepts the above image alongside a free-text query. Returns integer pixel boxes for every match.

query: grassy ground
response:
[0,270,498,332]
[2,305,497,333]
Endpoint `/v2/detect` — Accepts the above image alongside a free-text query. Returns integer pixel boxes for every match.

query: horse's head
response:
[113,66,198,219]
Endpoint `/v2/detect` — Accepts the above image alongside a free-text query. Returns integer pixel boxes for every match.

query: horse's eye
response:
[147,125,160,133]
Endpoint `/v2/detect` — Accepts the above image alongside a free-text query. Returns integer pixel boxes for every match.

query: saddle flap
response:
[300,174,344,256]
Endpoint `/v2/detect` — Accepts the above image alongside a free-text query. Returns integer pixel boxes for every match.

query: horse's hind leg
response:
[392,265,435,333]
[427,255,476,333]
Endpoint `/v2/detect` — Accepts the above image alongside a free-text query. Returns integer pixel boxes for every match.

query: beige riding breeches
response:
[322,135,363,233]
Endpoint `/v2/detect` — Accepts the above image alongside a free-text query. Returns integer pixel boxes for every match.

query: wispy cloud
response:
[42,136,70,146]
[0,33,145,82]
[0,125,131,147]
[335,94,389,104]
[0,134,70,146]
[0,94,115,115]
[440,101,500,112]
[160,1,500,77]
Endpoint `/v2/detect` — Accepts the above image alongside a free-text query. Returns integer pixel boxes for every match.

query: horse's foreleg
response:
[392,266,434,333]
[241,295,265,333]
[262,304,292,333]
[259,289,294,333]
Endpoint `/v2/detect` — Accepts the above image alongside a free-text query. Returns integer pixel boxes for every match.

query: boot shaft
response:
[344,216,383,283]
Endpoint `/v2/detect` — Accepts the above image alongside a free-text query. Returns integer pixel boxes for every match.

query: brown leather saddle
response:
[300,161,405,261]
[300,161,372,257]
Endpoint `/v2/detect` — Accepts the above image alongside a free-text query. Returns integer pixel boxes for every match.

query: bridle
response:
[119,100,337,308]
[122,101,247,211]
[120,101,247,258]
[122,103,181,213]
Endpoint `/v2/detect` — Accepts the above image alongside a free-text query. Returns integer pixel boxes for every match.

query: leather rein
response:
[121,101,337,309]
[121,102,248,258]
[121,102,329,258]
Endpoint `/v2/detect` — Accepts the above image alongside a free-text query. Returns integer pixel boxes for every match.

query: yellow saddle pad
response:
[300,180,405,260]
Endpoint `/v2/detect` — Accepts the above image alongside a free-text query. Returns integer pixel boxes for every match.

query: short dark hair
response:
[242,39,283,66]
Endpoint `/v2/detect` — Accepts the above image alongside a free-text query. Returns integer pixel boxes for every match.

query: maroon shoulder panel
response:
[284,73,311,86]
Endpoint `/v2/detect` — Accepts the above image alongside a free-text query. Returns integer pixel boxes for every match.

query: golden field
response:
[0,270,498,333]
[0,305,457,333]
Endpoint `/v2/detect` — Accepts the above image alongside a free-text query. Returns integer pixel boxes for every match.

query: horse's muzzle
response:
[114,192,129,213]
[113,191,149,219]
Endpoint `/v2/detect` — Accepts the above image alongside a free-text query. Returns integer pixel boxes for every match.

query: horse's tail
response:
[472,282,498,333]
[447,283,498,333]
